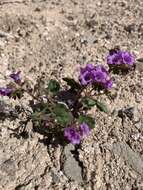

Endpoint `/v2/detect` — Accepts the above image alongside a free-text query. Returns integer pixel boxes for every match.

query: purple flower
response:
[122,51,134,65]
[79,123,90,137]
[0,87,12,96]
[104,79,113,89]
[79,64,113,89]
[79,64,95,85]
[92,65,108,84]
[92,65,113,89]
[10,71,21,84]
[107,50,134,66]
[64,127,81,145]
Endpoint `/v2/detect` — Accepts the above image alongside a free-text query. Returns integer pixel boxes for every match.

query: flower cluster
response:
[107,50,134,66]
[64,123,90,144]
[79,64,113,89]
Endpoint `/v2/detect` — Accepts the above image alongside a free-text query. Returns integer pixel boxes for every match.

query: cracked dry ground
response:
[0,0,143,190]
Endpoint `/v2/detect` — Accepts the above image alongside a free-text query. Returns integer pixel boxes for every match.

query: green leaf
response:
[30,112,41,120]
[31,112,51,122]
[47,79,60,94]
[63,78,81,90]
[78,115,95,129]
[53,103,73,126]
[10,89,24,99]
[82,97,108,113]
[95,100,108,113]
[82,97,97,109]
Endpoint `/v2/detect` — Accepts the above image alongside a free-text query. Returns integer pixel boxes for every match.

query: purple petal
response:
[104,79,113,89]
[79,64,95,86]
[79,123,90,137]
[107,52,122,65]
[0,87,13,96]
[64,127,81,145]
[80,64,94,74]
[86,64,95,71]
[79,71,92,85]
[95,65,109,74]
[122,52,135,65]
[10,71,21,83]
[92,69,107,83]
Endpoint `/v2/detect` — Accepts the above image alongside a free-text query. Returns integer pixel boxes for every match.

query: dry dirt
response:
[0,0,143,190]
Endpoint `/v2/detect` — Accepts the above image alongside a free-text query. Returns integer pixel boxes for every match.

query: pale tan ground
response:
[0,0,143,190]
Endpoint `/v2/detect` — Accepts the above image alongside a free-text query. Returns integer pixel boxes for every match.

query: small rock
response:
[0,30,13,38]
[63,144,83,183]
[34,7,41,12]
[118,107,140,122]
[112,142,143,176]
[131,133,140,141]
[64,156,83,183]
[0,159,16,182]
[80,35,97,45]
[124,24,135,33]
[136,58,143,72]
[135,121,143,132]
[63,144,75,157]
[51,171,60,183]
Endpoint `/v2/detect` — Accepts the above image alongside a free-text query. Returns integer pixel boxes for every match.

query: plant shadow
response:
[0,90,78,147]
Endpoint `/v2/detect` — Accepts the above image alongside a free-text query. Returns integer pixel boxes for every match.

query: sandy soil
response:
[0,0,143,189]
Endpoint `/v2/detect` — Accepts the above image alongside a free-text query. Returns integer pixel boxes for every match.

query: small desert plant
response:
[0,48,135,144]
